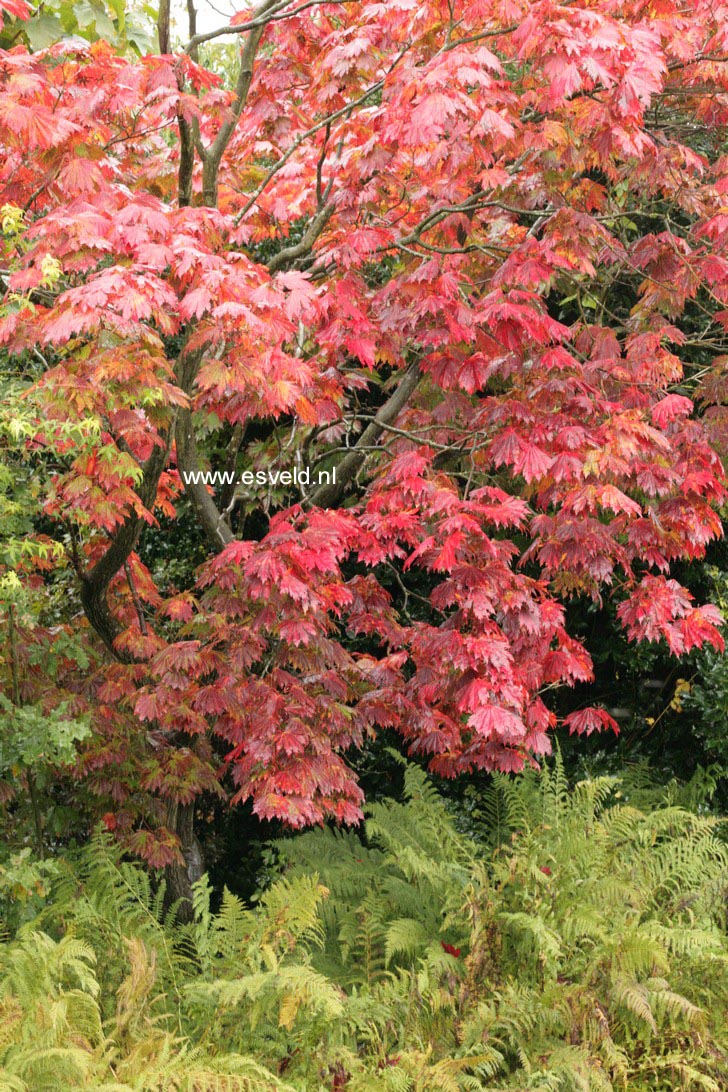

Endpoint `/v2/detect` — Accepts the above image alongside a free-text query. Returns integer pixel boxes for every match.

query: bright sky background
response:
[171,0,241,41]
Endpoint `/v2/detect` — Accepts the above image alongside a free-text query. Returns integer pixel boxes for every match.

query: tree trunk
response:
[164,801,204,922]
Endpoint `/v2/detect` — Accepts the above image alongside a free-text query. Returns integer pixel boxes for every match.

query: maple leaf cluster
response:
[1,0,727,859]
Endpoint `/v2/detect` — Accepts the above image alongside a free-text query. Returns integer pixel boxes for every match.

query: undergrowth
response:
[0,758,726,1090]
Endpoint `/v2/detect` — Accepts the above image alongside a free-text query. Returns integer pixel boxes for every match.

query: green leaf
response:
[25,13,65,50]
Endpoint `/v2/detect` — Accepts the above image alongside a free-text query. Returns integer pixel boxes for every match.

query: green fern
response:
[1,762,727,1091]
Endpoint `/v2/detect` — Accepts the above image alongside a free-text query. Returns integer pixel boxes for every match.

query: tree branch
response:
[185,0,350,54]
[233,80,384,221]
[157,0,171,54]
[174,351,235,550]
[80,435,172,657]
[187,0,199,62]
[201,0,279,206]
[443,24,518,51]
[177,115,196,207]
[267,202,335,273]
[175,411,235,550]
[307,362,422,508]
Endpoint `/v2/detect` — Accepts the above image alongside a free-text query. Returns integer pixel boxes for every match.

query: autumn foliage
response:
[1,0,728,865]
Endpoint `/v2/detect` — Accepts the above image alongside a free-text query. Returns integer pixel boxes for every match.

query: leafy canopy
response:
[0,0,727,855]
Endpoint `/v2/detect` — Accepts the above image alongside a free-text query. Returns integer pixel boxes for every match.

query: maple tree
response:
[1,0,728,897]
